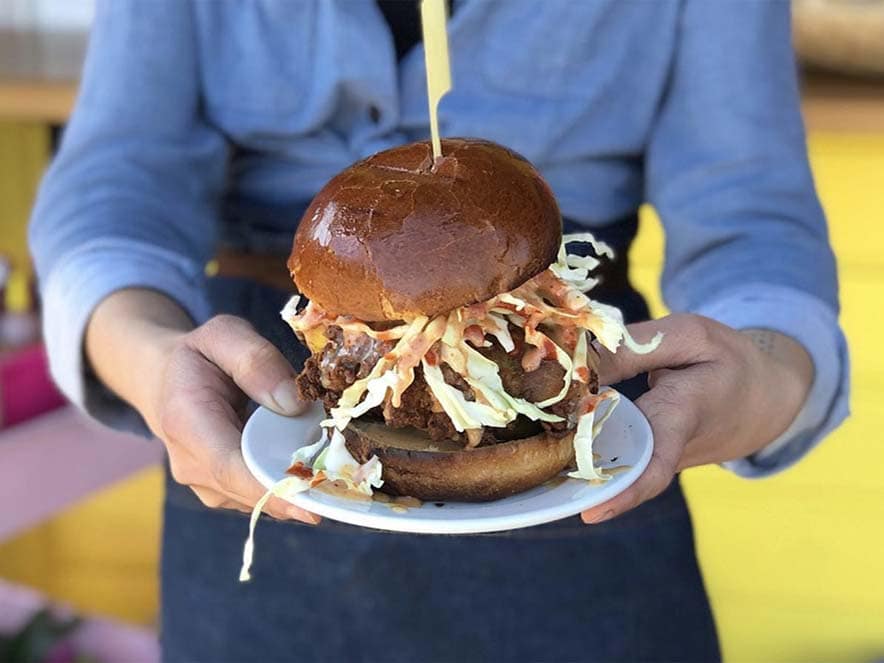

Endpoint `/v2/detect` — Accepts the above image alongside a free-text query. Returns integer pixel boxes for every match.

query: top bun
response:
[289,138,561,321]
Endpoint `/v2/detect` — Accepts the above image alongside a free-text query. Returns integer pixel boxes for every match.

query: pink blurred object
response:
[0,406,165,542]
[0,343,66,429]
[0,580,160,663]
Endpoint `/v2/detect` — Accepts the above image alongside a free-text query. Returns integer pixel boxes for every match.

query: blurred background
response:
[0,1,882,661]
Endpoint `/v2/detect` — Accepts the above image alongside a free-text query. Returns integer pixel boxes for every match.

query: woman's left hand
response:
[580,313,813,525]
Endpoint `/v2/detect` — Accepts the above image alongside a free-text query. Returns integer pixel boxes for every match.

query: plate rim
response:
[241,391,652,534]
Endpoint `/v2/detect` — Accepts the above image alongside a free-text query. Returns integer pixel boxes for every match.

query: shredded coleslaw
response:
[282,233,660,456]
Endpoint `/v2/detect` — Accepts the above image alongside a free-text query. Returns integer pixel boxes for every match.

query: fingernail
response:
[288,506,320,525]
[584,509,614,525]
[271,380,304,415]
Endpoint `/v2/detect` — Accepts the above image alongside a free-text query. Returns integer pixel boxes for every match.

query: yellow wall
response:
[0,468,163,625]
[0,122,47,311]
[632,133,884,662]
[0,131,882,660]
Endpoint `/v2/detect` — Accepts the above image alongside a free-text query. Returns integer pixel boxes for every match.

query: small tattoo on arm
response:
[744,329,778,356]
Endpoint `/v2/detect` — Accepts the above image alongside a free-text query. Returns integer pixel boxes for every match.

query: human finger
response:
[165,386,321,525]
[192,315,308,416]
[594,313,713,386]
[580,377,698,524]
[191,485,316,524]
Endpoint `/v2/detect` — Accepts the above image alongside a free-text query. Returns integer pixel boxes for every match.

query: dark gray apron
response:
[159,217,720,662]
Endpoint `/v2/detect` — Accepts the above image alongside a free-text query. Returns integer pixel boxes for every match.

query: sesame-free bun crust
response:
[289,138,561,321]
[343,420,575,502]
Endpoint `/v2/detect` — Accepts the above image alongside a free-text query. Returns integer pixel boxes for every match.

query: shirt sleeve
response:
[644,1,850,475]
[28,0,226,433]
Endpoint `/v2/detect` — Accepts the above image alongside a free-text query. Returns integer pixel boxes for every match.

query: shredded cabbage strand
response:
[567,389,621,482]
[239,428,382,583]
[239,475,312,582]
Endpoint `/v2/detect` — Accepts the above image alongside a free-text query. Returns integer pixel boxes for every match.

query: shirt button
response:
[368,105,381,124]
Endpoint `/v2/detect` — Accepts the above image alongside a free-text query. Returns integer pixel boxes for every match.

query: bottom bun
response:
[343,420,575,502]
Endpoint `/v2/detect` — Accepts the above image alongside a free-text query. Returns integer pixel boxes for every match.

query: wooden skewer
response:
[420,0,452,162]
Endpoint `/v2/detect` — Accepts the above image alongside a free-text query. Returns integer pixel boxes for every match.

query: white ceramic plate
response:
[241,392,652,535]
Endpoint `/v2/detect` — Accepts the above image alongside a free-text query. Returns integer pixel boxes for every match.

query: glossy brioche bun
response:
[289,138,562,321]
[344,420,575,502]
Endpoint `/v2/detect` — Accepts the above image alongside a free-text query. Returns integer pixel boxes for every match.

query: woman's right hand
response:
[86,289,320,525]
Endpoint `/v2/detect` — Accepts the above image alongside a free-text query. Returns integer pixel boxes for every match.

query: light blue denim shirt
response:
[29,0,849,477]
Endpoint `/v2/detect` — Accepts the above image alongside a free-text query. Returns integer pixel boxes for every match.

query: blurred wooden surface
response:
[801,72,884,133]
[0,29,882,133]
[0,30,84,122]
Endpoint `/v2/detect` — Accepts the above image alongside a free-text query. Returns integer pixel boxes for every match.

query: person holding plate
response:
[29,1,849,661]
